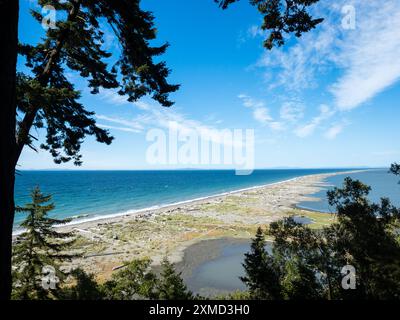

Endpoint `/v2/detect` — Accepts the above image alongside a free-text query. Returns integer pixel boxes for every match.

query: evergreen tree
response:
[62,268,105,300]
[327,177,400,299]
[1,0,179,299]
[242,178,400,300]
[12,187,76,300]
[0,0,323,299]
[216,0,323,49]
[268,217,329,299]
[241,227,281,299]
[0,0,19,301]
[390,162,400,177]
[155,258,193,300]
[103,258,157,300]
[280,258,322,300]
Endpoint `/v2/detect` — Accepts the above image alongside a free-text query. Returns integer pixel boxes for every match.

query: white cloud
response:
[257,0,400,111]
[96,114,145,132]
[97,124,141,133]
[257,20,337,91]
[253,107,272,123]
[295,123,316,138]
[238,95,336,137]
[97,89,130,106]
[248,25,265,38]
[238,94,264,109]
[134,101,151,110]
[96,101,241,148]
[269,121,285,131]
[295,105,335,138]
[324,123,346,139]
[331,1,400,110]
[280,101,304,122]
[97,89,153,111]
[238,94,284,131]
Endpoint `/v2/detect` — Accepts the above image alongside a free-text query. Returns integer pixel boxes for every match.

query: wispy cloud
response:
[256,0,400,112]
[280,101,304,122]
[324,121,348,140]
[96,101,242,148]
[248,25,266,38]
[238,94,284,131]
[96,114,146,133]
[257,20,337,91]
[97,89,131,106]
[246,0,400,141]
[295,105,335,138]
[330,1,400,110]
[97,124,141,133]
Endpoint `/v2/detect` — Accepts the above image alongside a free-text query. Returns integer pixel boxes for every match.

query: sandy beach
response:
[61,171,359,281]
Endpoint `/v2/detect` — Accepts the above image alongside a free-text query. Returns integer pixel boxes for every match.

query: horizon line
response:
[17,166,387,172]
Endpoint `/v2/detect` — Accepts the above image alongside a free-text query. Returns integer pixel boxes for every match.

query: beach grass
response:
[286,209,337,229]
[64,171,345,280]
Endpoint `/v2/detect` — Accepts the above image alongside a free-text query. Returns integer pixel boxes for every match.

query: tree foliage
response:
[242,177,400,300]
[101,257,193,300]
[16,0,323,166]
[390,163,400,177]
[215,0,323,49]
[155,258,193,300]
[241,227,281,299]
[102,258,158,300]
[12,187,76,299]
[0,0,326,300]
[16,0,179,166]
[61,268,104,300]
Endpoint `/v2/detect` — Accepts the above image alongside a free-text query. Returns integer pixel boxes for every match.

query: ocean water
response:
[297,169,400,212]
[14,168,347,228]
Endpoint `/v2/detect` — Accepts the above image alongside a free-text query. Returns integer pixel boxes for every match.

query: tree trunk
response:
[0,0,19,300]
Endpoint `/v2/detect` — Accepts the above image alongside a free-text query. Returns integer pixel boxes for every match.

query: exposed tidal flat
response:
[59,171,361,289]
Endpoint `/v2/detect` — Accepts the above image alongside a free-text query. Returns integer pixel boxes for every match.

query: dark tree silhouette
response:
[0,0,322,300]
[0,0,20,302]
[12,187,76,299]
[216,0,323,49]
[155,258,193,300]
[242,178,400,300]
[1,0,179,300]
[241,227,282,299]
[390,163,400,177]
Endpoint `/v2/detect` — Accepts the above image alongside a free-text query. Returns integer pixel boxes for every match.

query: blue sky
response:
[19,0,400,170]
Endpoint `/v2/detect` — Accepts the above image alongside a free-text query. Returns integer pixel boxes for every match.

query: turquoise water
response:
[14,169,348,227]
[297,169,400,212]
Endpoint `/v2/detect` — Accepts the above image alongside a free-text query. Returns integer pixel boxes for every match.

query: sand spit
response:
[60,171,359,281]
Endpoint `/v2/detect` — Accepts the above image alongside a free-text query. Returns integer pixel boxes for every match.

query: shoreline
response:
[53,169,365,281]
[13,169,367,236]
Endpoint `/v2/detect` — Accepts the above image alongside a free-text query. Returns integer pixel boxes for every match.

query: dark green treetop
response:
[390,163,400,177]
[61,268,105,300]
[241,227,281,299]
[215,0,323,49]
[12,187,76,299]
[102,258,158,300]
[155,258,193,300]
[242,177,400,300]
[17,0,179,166]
